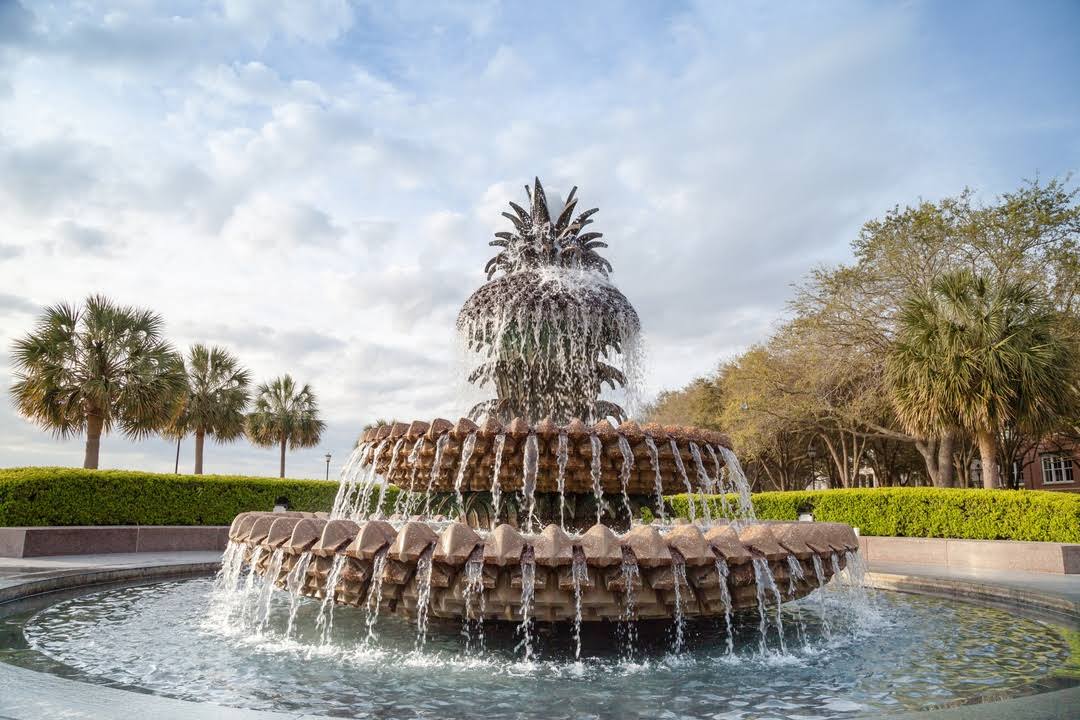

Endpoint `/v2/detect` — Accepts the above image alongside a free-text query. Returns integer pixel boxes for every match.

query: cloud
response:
[221,0,354,46]
[0,0,1076,474]
[0,137,99,213]
[54,221,114,256]
[221,195,346,250]
[0,292,39,315]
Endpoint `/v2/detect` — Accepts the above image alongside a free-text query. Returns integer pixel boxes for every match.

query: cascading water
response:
[330,445,363,517]
[257,549,285,631]
[618,548,640,661]
[284,552,313,639]
[570,548,587,660]
[644,436,666,523]
[461,547,486,653]
[706,444,734,520]
[374,438,405,519]
[670,439,697,523]
[556,433,569,529]
[453,432,478,516]
[363,547,390,646]
[812,554,832,639]
[522,433,540,533]
[670,557,688,654]
[215,541,245,594]
[397,437,426,518]
[752,556,786,654]
[589,434,604,524]
[238,546,265,628]
[616,434,634,523]
[315,554,346,644]
[352,440,387,521]
[516,547,536,662]
[688,442,713,525]
[423,434,451,518]
[413,546,435,651]
[786,555,809,647]
[490,433,507,522]
[719,445,755,525]
[715,557,734,655]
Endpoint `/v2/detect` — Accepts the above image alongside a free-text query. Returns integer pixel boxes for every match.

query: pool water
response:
[1,575,1071,719]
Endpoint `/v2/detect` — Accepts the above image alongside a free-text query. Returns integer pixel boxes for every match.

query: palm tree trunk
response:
[977,429,1000,489]
[938,431,956,487]
[194,430,205,475]
[175,435,181,474]
[279,435,286,478]
[84,412,103,469]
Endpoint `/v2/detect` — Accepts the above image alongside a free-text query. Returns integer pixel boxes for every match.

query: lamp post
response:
[807,442,818,489]
[324,452,332,481]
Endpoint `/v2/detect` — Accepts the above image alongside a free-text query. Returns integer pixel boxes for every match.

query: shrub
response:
[0,467,399,526]
[667,487,1080,543]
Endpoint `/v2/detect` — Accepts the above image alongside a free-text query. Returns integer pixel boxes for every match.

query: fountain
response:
[4,180,1070,720]
[226,178,859,635]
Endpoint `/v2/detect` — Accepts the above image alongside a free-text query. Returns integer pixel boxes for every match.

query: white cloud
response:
[0,0,1075,475]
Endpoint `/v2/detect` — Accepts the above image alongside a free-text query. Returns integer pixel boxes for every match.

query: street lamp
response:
[324,452,332,481]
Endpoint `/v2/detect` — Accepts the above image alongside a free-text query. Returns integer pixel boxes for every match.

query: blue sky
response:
[0,0,1077,478]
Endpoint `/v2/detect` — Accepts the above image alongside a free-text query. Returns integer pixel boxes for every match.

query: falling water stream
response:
[715,557,734,655]
[364,547,390,646]
[516,548,536,662]
[589,434,604,525]
[315,554,346,644]
[570,549,587,660]
[556,433,569,529]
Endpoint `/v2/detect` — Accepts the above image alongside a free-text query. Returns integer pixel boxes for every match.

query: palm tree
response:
[168,344,251,474]
[246,374,325,478]
[10,295,185,469]
[887,270,1076,488]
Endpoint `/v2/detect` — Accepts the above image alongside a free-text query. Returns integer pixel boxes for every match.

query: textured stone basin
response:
[355,417,734,497]
[229,511,858,623]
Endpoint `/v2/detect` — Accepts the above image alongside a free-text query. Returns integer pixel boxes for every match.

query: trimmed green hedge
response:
[0,467,378,526]
[667,487,1080,543]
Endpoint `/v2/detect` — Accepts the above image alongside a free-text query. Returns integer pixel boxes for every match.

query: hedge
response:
[667,487,1080,543]
[0,467,393,526]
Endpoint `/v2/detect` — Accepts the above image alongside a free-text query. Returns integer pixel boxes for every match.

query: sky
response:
[0,0,1077,479]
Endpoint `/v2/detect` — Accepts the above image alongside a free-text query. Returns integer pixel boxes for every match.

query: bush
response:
[667,487,1080,543]
[0,467,398,526]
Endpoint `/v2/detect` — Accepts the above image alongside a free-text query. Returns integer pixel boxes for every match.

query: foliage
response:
[0,467,391,526]
[888,270,1078,487]
[667,488,1080,542]
[167,344,251,474]
[9,295,185,469]
[646,177,1080,490]
[246,375,326,478]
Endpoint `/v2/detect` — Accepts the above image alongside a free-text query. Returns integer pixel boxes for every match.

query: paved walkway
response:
[0,551,1076,719]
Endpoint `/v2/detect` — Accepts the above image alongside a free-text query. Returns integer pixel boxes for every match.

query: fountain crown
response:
[485,177,611,279]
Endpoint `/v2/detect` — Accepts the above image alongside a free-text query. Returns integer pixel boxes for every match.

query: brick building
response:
[1018,437,1079,492]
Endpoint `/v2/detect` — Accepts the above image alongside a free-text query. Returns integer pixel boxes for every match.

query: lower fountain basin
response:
[4,574,1071,719]
[229,511,859,623]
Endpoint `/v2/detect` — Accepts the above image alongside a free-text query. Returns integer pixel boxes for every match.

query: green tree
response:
[887,271,1077,488]
[10,295,184,469]
[245,374,325,478]
[168,344,251,475]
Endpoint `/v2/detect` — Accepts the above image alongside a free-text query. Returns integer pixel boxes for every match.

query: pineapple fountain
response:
[222,179,860,655]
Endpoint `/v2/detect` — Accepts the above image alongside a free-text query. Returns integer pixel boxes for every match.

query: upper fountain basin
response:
[356,417,733,496]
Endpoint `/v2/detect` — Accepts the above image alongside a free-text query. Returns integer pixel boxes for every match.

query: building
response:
[1018,437,1079,493]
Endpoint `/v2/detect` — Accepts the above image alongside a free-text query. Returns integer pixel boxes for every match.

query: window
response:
[1041,454,1074,485]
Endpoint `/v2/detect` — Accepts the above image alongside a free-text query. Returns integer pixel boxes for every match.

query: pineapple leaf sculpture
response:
[458,178,640,425]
